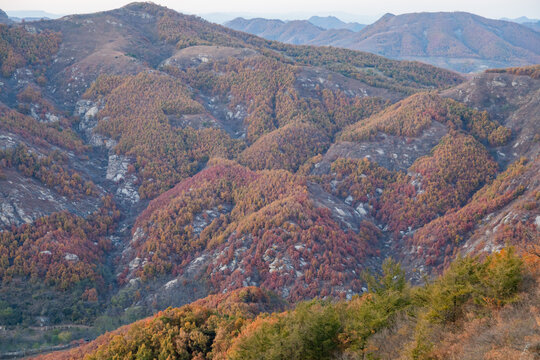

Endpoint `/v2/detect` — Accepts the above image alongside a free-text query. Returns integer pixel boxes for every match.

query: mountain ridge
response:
[226,11,540,73]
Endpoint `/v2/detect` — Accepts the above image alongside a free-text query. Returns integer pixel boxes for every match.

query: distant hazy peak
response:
[0,9,13,24]
[308,15,345,29]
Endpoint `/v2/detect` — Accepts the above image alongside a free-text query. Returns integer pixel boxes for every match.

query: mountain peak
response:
[121,1,166,11]
[380,12,395,19]
[0,8,12,24]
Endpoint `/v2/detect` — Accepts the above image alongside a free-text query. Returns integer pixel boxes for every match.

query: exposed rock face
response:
[307,182,370,232]
[442,72,540,165]
[64,253,80,262]
[161,45,258,70]
[116,178,140,204]
[106,155,129,182]
[0,168,100,227]
[28,104,60,123]
[76,100,101,141]
[460,157,540,255]
[295,66,402,101]
[0,134,18,150]
[107,154,140,204]
[1,4,538,356]
[75,100,141,204]
[313,122,448,174]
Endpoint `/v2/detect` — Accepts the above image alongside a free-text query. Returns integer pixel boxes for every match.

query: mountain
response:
[202,11,377,25]
[5,10,63,22]
[502,16,539,24]
[523,21,540,32]
[0,9,12,24]
[308,15,365,31]
[0,2,538,357]
[308,15,346,29]
[225,11,540,73]
[346,12,540,73]
[225,18,325,44]
[34,251,540,360]
[225,15,365,46]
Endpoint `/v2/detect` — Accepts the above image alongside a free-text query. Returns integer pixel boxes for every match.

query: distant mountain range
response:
[4,10,63,22]
[226,11,540,73]
[225,15,365,45]
[0,9,12,24]
[225,17,364,45]
[307,15,365,31]
[502,16,539,24]
[504,17,540,33]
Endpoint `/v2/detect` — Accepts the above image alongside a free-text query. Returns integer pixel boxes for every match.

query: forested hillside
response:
[36,250,540,359]
[0,2,537,358]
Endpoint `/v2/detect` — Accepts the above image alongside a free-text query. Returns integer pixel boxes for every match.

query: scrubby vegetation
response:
[312,157,396,206]
[0,106,97,199]
[271,45,464,93]
[378,132,498,233]
[0,4,536,357]
[38,249,538,360]
[412,158,532,266]
[486,64,540,79]
[86,72,244,198]
[174,56,389,143]
[239,122,330,171]
[0,106,86,153]
[0,145,98,199]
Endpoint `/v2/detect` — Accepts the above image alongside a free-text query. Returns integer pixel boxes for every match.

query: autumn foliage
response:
[130,162,380,300]
[377,132,498,233]
[0,197,119,290]
[0,24,61,77]
[37,250,535,360]
[340,92,511,146]
[85,72,244,198]
[486,64,540,79]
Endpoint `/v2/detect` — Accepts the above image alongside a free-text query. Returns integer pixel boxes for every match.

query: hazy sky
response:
[1,0,540,20]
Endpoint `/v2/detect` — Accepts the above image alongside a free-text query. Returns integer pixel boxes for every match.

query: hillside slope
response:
[0,2,538,356]
[35,251,540,360]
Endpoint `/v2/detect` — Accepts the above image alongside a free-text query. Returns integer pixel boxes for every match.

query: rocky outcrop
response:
[106,154,129,182]
[75,100,140,204]
[313,122,448,173]
[0,168,100,227]
[442,72,540,165]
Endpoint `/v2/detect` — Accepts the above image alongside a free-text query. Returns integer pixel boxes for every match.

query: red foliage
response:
[378,132,498,233]
[0,196,119,290]
[340,92,510,146]
[412,158,531,261]
[131,162,380,300]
